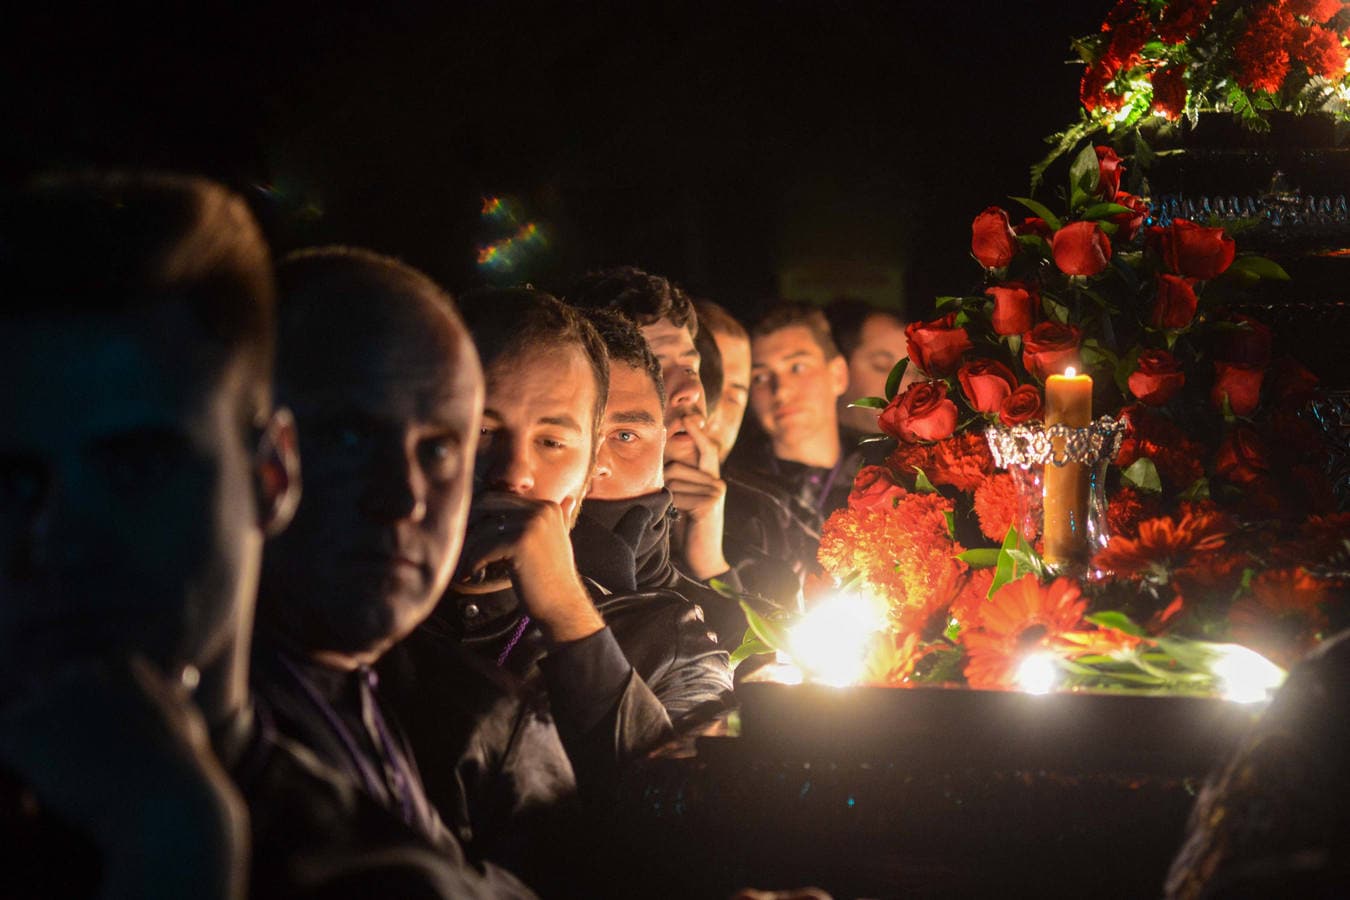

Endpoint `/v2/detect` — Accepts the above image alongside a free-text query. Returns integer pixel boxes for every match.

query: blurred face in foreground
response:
[640,318,704,466]
[707,328,751,463]
[589,362,666,501]
[262,293,482,667]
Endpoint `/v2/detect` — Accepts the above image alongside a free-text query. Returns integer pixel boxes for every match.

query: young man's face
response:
[476,343,598,517]
[262,298,482,663]
[839,312,910,433]
[749,324,849,457]
[638,318,703,466]
[0,308,266,689]
[707,328,751,462]
[589,363,666,501]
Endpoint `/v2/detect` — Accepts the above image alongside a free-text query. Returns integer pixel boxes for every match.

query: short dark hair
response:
[824,297,905,360]
[458,287,609,435]
[751,302,841,359]
[694,300,747,343]
[580,307,666,410]
[0,170,275,420]
[567,265,697,337]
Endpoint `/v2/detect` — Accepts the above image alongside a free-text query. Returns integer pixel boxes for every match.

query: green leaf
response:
[1085,610,1146,637]
[1042,294,1071,324]
[884,357,910,402]
[944,509,956,539]
[1068,143,1102,207]
[1121,457,1163,493]
[1009,196,1063,231]
[857,434,892,445]
[848,396,888,410]
[955,548,1001,568]
[740,600,790,652]
[1081,202,1132,220]
[1017,234,1052,256]
[1180,477,1210,501]
[913,467,938,494]
[1007,549,1048,578]
[728,634,775,668]
[934,295,964,309]
[708,578,737,598]
[989,525,1034,598]
[944,616,962,641]
[1226,256,1290,281]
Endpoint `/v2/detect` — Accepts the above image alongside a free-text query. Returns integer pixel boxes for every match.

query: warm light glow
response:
[1210,644,1286,704]
[786,591,888,687]
[1063,367,1077,378]
[1014,653,1059,695]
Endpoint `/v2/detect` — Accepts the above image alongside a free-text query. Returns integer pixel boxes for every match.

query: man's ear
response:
[254,407,301,537]
[828,354,850,399]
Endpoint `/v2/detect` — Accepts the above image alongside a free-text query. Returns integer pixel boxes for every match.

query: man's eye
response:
[419,438,460,477]
[751,373,769,386]
[614,431,637,443]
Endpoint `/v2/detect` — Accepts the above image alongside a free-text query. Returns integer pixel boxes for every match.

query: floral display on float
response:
[733,137,1349,700]
[1037,0,1350,184]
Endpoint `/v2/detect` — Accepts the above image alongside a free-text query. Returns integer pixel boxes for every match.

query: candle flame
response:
[1063,367,1077,378]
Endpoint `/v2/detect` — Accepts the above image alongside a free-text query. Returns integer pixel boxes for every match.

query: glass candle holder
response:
[985,417,1127,571]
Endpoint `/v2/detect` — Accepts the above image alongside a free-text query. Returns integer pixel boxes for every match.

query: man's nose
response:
[479,434,534,496]
[666,367,703,415]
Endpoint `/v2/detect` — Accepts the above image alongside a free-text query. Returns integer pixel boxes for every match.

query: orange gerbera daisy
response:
[1093,508,1230,582]
[962,575,1087,690]
[1229,568,1334,668]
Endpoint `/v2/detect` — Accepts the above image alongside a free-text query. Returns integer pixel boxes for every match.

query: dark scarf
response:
[570,488,678,593]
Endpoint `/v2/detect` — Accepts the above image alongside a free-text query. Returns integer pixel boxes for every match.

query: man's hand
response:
[459,491,605,645]
[665,416,730,581]
[0,657,249,900]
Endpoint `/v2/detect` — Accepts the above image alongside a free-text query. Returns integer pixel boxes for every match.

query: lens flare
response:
[1014,652,1059,695]
[786,591,888,687]
[1209,644,1286,704]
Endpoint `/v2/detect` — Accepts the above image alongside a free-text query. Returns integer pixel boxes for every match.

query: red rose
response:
[1211,362,1265,416]
[1128,350,1186,406]
[1051,221,1112,276]
[905,314,973,377]
[1215,314,1274,366]
[878,381,959,443]
[1095,146,1124,199]
[999,384,1043,426]
[848,465,907,512]
[1150,274,1198,330]
[1150,64,1187,120]
[1215,425,1269,486]
[986,282,1037,335]
[1015,217,1054,241]
[958,359,1017,414]
[1110,191,1149,242]
[1158,219,1236,279]
[971,207,1019,269]
[1268,356,1319,403]
[1021,321,1083,381]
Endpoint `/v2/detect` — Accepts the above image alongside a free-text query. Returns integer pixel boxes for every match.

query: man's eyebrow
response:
[539,414,583,432]
[608,410,659,426]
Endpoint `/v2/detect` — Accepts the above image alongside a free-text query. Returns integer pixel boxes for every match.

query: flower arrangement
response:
[736,139,1349,699]
[1037,0,1350,185]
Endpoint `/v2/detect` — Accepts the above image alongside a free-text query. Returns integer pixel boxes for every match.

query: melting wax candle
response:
[1043,367,1092,566]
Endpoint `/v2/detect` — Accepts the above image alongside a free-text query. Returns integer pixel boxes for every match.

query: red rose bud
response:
[1110,192,1149,242]
[904,313,973,377]
[958,358,1017,414]
[999,384,1044,426]
[1015,217,1054,241]
[1210,361,1265,417]
[1051,220,1112,276]
[1021,321,1084,381]
[848,465,907,511]
[1095,146,1124,199]
[1215,313,1273,366]
[878,381,959,443]
[1215,425,1269,486]
[971,207,1019,269]
[1128,350,1186,406]
[985,282,1037,336]
[1150,274,1199,330]
[1159,219,1235,279]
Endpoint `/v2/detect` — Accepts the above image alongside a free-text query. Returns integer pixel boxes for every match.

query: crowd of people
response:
[3,171,1343,898]
[0,171,914,899]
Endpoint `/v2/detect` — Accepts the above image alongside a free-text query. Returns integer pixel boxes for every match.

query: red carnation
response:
[971,207,1019,269]
[1081,58,1126,112]
[986,282,1037,336]
[974,473,1031,542]
[1106,485,1164,540]
[1150,274,1199,329]
[929,431,996,493]
[848,465,908,512]
[1129,350,1186,406]
[905,314,973,377]
[1052,221,1112,276]
[1292,24,1350,79]
[1022,322,1083,381]
[1156,219,1235,279]
[999,384,1044,426]
[1233,4,1296,94]
[1288,0,1344,23]
[1211,361,1265,416]
[1158,0,1218,43]
[958,359,1017,414]
[1151,64,1188,120]
[878,381,959,443]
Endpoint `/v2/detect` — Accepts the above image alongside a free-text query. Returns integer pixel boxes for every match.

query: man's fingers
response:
[684,418,721,477]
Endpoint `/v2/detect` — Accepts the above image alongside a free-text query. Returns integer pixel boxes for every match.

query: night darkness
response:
[4,2,1105,319]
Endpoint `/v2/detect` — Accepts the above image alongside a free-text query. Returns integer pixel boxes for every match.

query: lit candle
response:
[1043,367,1092,566]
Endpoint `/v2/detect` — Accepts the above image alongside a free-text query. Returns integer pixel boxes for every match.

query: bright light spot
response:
[1210,644,1286,704]
[1064,366,1077,378]
[1014,653,1059,695]
[787,591,888,687]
